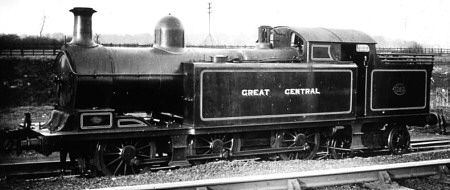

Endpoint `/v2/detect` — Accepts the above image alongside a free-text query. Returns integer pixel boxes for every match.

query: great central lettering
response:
[284,88,321,95]
[241,89,270,96]
[241,88,320,96]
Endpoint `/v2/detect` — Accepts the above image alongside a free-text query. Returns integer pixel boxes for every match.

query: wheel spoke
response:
[289,142,299,147]
[287,132,296,139]
[138,154,152,158]
[104,152,120,156]
[223,140,232,145]
[124,162,128,175]
[114,160,124,175]
[131,164,136,174]
[106,156,122,167]
[199,137,211,144]
[134,140,141,147]
[136,144,151,151]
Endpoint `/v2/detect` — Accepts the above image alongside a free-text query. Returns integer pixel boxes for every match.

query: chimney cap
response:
[70,7,96,16]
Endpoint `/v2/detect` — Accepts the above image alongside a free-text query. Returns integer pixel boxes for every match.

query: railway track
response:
[1,136,449,179]
[0,160,77,179]
[91,159,450,190]
[410,137,450,151]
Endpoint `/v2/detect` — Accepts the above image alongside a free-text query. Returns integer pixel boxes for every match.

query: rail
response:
[410,138,450,151]
[0,160,76,178]
[91,159,450,190]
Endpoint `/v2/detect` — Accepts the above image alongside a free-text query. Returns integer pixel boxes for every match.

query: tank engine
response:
[23,7,435,176]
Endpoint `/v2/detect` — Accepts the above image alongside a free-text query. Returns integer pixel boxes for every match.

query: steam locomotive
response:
[22,7,435,176]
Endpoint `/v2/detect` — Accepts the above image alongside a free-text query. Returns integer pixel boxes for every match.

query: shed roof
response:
[278,27,377,44]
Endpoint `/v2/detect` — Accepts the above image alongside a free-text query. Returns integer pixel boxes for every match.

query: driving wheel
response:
[95,139,156,175]
[271,129,320,160]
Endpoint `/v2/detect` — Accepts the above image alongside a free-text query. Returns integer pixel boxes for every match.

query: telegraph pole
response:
[204,2,215,45]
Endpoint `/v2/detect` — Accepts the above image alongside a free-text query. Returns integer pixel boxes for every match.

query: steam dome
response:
[154,14,185,51]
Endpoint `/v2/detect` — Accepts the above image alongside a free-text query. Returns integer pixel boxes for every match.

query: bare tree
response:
[39,15,46,38]
[409,41,424,53]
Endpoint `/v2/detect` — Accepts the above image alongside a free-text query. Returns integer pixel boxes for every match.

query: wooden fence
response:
[433,88,449,108]
[0,48,60,56]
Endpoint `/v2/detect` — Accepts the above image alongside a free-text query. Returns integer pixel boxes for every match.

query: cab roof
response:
[277,26,377,44]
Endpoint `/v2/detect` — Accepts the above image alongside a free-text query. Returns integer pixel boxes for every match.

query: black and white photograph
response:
[1,0,450,189]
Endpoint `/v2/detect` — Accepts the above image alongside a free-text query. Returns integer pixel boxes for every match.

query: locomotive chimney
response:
[69,7,97,47]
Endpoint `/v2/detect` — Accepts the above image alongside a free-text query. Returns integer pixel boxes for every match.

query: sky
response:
[1,0,450,47]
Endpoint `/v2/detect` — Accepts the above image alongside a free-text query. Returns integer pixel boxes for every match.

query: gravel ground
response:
[1,150,450,190]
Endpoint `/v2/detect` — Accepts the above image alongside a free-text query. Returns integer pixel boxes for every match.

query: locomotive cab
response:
[272,27,376,63]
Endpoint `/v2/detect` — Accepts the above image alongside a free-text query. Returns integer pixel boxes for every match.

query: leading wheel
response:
[271,129,320,160]
[95,139,156,175]
[387,126,410,155]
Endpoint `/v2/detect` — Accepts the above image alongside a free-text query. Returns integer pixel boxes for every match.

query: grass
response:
[0,106,54,161]
[0,106,53,130]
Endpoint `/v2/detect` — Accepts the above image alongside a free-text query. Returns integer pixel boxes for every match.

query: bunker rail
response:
[377,53,435,65]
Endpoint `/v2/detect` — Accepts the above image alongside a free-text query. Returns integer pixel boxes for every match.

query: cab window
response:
[311,44,332,61]
[290,33,304,54]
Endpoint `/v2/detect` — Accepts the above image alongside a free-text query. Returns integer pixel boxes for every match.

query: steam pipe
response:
[256,25,272,49]
[70,7,97,47]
